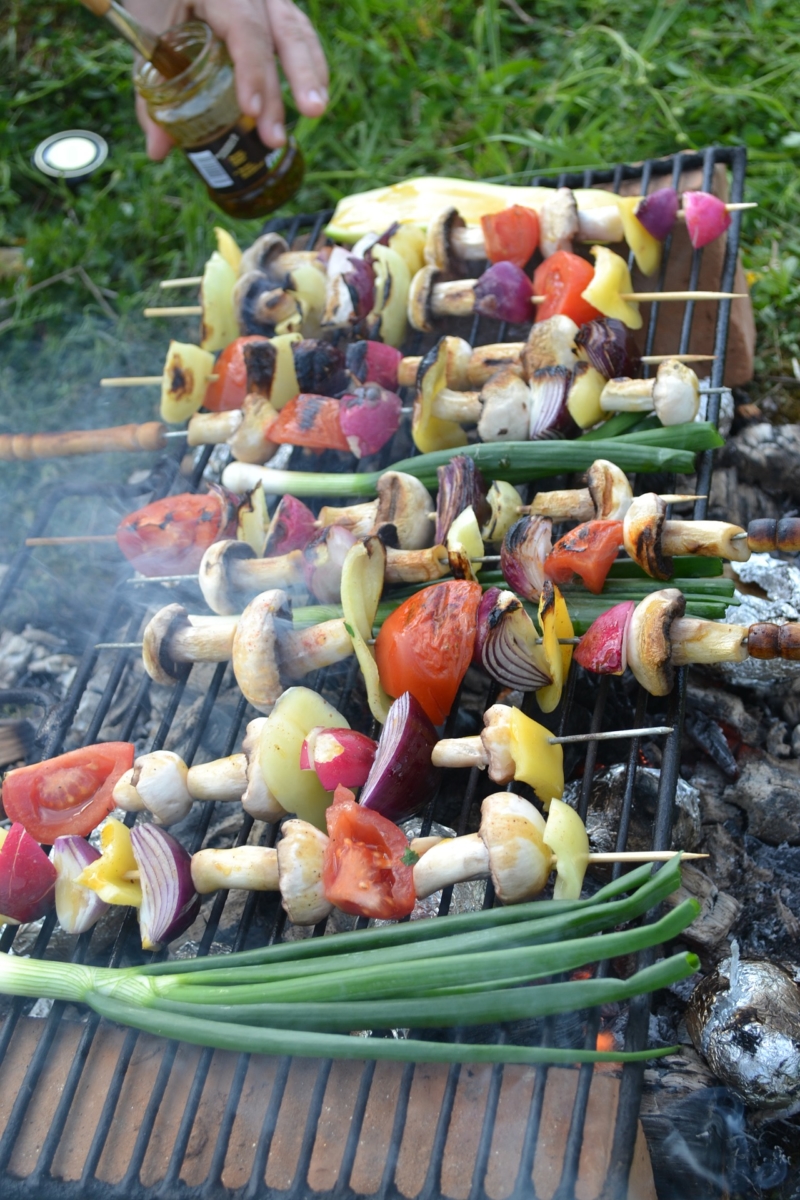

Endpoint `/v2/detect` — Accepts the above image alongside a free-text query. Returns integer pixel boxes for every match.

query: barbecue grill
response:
[0,144,748,1199]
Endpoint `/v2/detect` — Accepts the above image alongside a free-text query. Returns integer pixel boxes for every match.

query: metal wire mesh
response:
[0,145,747,1200]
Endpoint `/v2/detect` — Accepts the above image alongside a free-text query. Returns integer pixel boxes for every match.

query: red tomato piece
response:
[116,486,238,577]
[268,394,350,453]
[204,336,271,412]
[322,785,416,919]
[2,743,135,843]
[544,520,623,595]
[374,580,483,724]
[532,251,603,326]
[0,824,57,922]
[481,206,540,269]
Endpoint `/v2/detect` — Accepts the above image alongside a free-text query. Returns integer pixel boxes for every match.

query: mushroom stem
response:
[412,832,491,898]
[186,410,242,447]
[669,618,749,666]
[430,278,478,318]
[186,754,248,803]
[317,499,380,537]
[279,618,354,679]
[228,550,306,592]
[450,224,490,261]
[432,387,483,423]
[661,520,750,562]
[385,545,450,584]
[169,615,240,662]
[599,377,655,412]
[431,736,488,770]
[527,487,596,523]
[191,846,279,894]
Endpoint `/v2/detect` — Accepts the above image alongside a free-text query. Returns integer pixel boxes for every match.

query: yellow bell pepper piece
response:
[615,198,662,278]
[388,224,426,275]
[543,798,590,899]
[536,583,574,714]
[508,708,564,810]
[214,226,242,273]
[341,539,392,725]
[566,364,607,430]
[412,340,468,454]
[160,341,216,424]
[582,246,642,330]
[76,819,142,907]
[200,251,239,351]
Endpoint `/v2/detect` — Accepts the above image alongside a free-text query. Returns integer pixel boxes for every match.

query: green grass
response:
[1,0,800,560]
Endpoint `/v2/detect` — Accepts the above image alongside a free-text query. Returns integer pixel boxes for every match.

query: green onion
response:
[608,557,724,579]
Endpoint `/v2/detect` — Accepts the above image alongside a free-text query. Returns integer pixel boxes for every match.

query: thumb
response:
[135,94,175,161]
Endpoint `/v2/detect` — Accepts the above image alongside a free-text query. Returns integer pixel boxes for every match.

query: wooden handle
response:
[79,0,112,13]
[0,421,166,461]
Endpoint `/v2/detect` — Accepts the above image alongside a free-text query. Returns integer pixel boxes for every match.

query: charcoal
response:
[706,463,783,528]
[723,755,800,844]
[562,764,701,859]
[684,708,740,778]
[722,422,800,498]
[686,681,764,747]
[662,863,740,954]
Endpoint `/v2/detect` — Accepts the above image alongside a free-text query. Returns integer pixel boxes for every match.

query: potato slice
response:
[200,251,239,351]
[160,341,215,423]
[341,538,391,724]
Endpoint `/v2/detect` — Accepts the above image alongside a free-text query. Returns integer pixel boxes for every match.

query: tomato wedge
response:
[532,251,603,326]
[322,785,416,919]
[204,335,271,412]
[544,520,623,594]
[2,743,135,843]
[268,394,350,452]
[481,205,540,269]
[374,580,483,724]
[116,486,238,577]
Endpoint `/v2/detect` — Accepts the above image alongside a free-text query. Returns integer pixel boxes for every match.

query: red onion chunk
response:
[528,367,577,440]
[345,341,403,390]
[683,191,731,249]
[635,188,679,241]
[474,261,534,324]
[303,524,357,603]
[0,823,56,924]
[131,824,200,951]
[344,256,376,319]
[302,727,378,791]
[435,455,489,545]
[51,835,109,935]
[574,319,641,379]
[360,692,439,821]
[263,494,318,556]
[501,515,553,602]
[339,385,402,458]
[474,588,552,692]
[574,600,635,675]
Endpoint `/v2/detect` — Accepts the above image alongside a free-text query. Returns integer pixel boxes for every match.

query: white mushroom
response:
[276,819,333,925]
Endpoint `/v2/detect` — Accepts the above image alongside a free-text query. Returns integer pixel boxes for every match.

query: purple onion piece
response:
[501,515,552,601]
[303,524,358,603]
[635,187,679,241]
[474,261,534,324]
[263,494,318,556]
[573,318,641,379]
[474,588,552,692]
[131,824,200,951]
[345,341,403,390]
[339,385,402,458]
[528,367,577,440]
[51,836,109,935]
[376,221,401,247]
[435,455,489,545]
[360,692,440,821]
[343,256,376,319]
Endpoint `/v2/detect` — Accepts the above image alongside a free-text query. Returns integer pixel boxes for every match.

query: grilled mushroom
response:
[424,207,474,277]
[625,588,685,696]
[477,367,532,443]
[539,188,580,258]
[142,605,239,686]
[623,493,672,580]
[199,541,305,615]
[233,271,303,336]
[276,819,333,924]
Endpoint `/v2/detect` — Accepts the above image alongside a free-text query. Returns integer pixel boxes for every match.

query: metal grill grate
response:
[0,145,747,1199]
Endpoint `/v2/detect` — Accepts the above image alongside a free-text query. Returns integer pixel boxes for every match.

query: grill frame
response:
[0,144,747,1200]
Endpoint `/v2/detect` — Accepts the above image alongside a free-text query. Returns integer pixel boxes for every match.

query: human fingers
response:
[266,0,329,117]
[135,93,175,161]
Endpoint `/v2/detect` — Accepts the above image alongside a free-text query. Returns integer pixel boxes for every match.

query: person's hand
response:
[127,0,328,160]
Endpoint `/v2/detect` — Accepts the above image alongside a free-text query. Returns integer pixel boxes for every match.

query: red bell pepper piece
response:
[532,251,603,326]
[116,486,239,577]
[322,785,416,919]
[0,824,57,923]
[203,335,271,412]
[2,742,134,843]
[481,205,540,269]
[267,394,351,453]
[374,580,483,724]
[544,520,623,595]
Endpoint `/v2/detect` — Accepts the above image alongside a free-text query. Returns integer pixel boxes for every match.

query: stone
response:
[723,755,800,844]
[723,422,800,499]
[663,864,741,952]
[685,682,763,747]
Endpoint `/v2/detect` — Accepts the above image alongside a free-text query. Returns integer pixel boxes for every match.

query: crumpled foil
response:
[698,380,734,437]
[687,943,800,1114]
[562,764,702,854]
[720,554,800,688]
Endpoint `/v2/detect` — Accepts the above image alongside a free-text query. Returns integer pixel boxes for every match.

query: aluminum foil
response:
[698,379,734,437]
[562,764,702,854]
[720,554,800,688]
[687,944,800,1113]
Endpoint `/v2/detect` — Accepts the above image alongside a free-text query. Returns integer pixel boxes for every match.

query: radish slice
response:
[573,600,636,675]
[339,385,402,458]
[301,727,378,791]
[683,191,732,249]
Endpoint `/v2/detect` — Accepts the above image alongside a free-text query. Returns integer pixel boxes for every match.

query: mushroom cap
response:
[523,315,579,373]
[238,233,289,279]
[477,368,532,443]
[129,750,193,826]
[651,359,701,425]
[586,459,633,520]
[539,187,580,258]
[142,603,191,686]
[375,472,435,550]
[481,705,516,783]
[233,271,300,337]
[199,539,257,616]
[423,207,469,277]
[626,588,686,696]
[231,589,290,713]
[277,818,333,925]
[112,767,146,812]
[241,717,287,821]
[479,792,550,903]
[623,492,672,580]
[407,265,441,333]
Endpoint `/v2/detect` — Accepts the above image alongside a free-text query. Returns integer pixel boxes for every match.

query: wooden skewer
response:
[584,851,708,863]
[550,725,673,744]
[101,374,218,387]
[27,535,117,546]
[640,354,716,363]
[143,306,203,318]
[160,277,202,288]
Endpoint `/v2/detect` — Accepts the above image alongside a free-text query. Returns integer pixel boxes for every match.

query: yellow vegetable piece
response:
[368,244,410,349]
[536,583,574,714]
[200,251,239,351]
[237,482,270,555]
[566,364,607,430]
[582,246,642,331]
[388,223,426,275]
[412,341,468,454]
[446,506,484,579]
[268,332,302,410]
[277,262,327,338]
[482,480,524,544]
[508,708,564,810]
[76,819,142,907]
[341,538,392,725]
[543,798,590,899]
[615,198,662,278]
[160,341,216,424]
[214,226,242,273]
[260,687,349,830]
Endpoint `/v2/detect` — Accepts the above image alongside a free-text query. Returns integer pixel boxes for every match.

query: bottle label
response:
[186,122,285,193]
